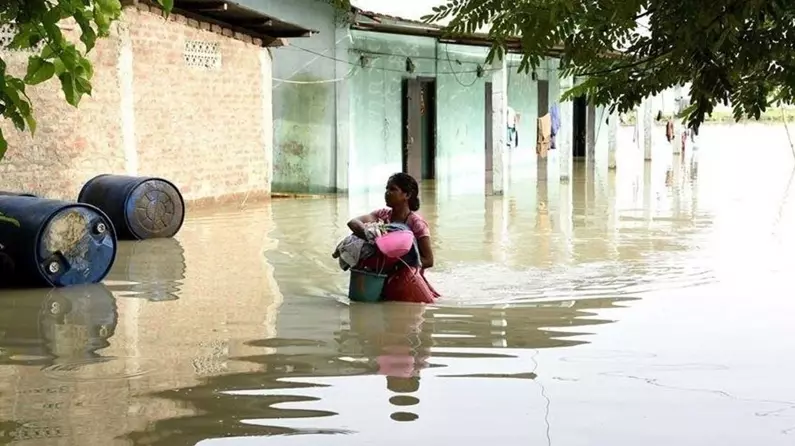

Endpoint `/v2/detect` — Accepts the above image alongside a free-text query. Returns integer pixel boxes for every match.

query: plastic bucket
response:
[348,268,387,303]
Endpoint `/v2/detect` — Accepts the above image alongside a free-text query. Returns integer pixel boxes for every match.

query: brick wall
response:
[127,5,271,202]
[0,5,273,204]
[0,23,125,200]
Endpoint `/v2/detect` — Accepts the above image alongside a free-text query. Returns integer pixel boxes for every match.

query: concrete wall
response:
[241,0,344,194]
[0,5,272,204]
[435,43,490,196]
[0,20,125,199]
[347,31,437,195]
[346,32,565,197]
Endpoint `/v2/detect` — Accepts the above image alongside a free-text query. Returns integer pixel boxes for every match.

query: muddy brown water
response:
[0,124,794,445]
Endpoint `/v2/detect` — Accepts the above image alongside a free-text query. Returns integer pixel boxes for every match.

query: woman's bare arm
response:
[417,236,434,269]
[347,213,377,239]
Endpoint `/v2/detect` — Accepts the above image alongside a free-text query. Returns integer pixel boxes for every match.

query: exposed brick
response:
[0,7,271,203]
[128,9,269,202]
[0,28,125,199]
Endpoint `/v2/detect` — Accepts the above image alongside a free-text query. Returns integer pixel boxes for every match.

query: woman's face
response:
[384,181,407,208]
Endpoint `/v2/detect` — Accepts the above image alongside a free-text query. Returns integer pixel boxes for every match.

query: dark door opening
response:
[402,78,437,180]
[537,80,549,117]
[572,95,587,158]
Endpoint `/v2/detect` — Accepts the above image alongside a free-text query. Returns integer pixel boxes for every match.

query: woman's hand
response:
[347,214,376,239]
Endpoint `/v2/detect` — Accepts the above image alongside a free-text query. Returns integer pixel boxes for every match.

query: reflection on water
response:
[105,238,187,301]
[0,285,117,367]
[119,297,631,445]
[1,124,795,445]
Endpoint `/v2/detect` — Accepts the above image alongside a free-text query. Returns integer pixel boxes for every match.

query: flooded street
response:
[1,123,795,445]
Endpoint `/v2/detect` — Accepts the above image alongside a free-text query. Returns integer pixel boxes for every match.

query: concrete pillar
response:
[642,161,653,221]
[643,97,653,160]
[260,48,274,190]
[671,85,684,154]
[586,104,596,162]
[116,19,138,176]
[490,56,508,195]
[486,196,509,263]
[334,26,351,193]
[606,168,618,258]
[558,75,574,182]
[559,181,573,261]
[607,110,618,170]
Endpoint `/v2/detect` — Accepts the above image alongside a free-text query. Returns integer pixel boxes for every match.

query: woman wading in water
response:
[348,173,440,303]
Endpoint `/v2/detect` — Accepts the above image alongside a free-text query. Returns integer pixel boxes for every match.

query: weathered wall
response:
[435,43,490,196]
[241,0,343,194]
[346,31,566,197]
[507,55,538,179]
[348,31,436,195]
[127,5,271,202]
[0,23,125,199]
[0,6,273,203]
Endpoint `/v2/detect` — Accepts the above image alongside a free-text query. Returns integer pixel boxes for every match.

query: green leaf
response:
[59,72,81,106]
[57,44,80,71]
[24,56,56,85]
[97,0,123,16]
[24,112,37,135]
[74,10,98,52]
[77,57,94,79]
[0,129,6,162]
[93,7,111,33]
[156,0,174,15]
[10,113,25,131]
[8,24,39,51]
[76,76,92,95]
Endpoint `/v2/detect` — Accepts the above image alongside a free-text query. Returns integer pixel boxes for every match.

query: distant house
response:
[238,0,612,196]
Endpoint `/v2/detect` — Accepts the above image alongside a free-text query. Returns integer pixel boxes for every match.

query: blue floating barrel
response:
[77,174,185,240]
[0,196,118,288]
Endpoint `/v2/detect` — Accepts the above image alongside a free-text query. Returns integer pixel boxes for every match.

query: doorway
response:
[537,80,549,117]
[572,95,587,158]
[402,78,437,180]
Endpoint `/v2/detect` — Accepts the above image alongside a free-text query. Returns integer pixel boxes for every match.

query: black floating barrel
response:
[77,174,185,240]
[0,191,36,197]
[0,196,118,288]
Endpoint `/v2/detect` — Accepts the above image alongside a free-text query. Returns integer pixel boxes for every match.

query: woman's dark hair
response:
[389,172,420,211]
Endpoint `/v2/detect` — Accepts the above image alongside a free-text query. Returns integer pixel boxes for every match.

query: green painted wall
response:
[347,31,437,195]
[345,31,565,196]
[260,0,343,194]
[434,43,490,196]
[507,54,539,179]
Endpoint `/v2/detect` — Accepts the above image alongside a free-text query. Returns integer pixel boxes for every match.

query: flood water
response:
[1,124,794,445]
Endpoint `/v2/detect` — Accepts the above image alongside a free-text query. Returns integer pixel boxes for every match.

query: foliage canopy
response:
[425,0,795,130]
[333,0,795,130]
[0,0,172,162]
